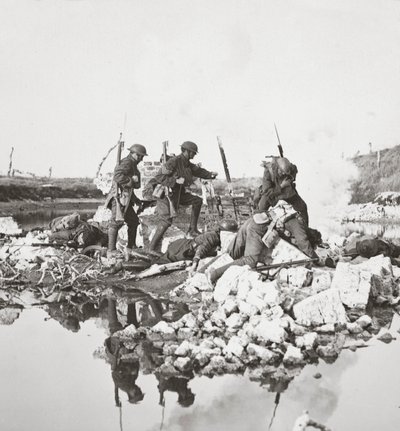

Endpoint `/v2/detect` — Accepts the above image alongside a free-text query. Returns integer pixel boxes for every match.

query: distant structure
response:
[49,167,53,178]
[369,142,372,154]
[7,147,14,176]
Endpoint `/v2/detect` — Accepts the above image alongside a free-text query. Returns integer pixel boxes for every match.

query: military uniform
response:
[146,151,216,250]
[258,158,309,226]
[105,154,142,251]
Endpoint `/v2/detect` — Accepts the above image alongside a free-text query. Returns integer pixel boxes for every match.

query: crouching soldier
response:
[208,204,321,283]
[157,219,238,273]
[258,156,309,226]
[144,141,218,251]
[105,144,148,260]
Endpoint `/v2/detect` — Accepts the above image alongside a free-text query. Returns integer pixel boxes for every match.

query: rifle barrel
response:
[256,257,318,272]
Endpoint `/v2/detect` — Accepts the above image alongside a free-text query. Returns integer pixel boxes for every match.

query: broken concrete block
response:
[331,262,372,309]
[214,266,249,302]
[357,255,393,277]
[356,315,372,329]
[370,275,398,299]
[177,328,195,339]
[279,267,313,288]
[0,307,22,325]
[295,332,318,349]
[346,322,363,334]
[187,272,212,292]
[152,321,176,336]
[221,296,239,316]
[246,343,276,363]
[293,289,348,326]
[210,308,227,327]
[173,357,192,372]
[283,346,304,366]
[236,277,251,300]
[174,340,193,356]
[206,252,233,272]
[238,300,259,317]
[212,337,227,349]
[266,238,309,264]
[224,336,245,357]
[254,318,287,344]
[311,270,332,293]
[225,313,245,330]
[207,355,227,372]
[183,285,200,296]
[246,290,267,312]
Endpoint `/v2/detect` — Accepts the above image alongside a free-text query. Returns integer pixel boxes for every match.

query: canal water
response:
[1,209,400,430]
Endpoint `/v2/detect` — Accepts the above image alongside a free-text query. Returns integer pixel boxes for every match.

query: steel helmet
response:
[218,219,238,232]
[181,141,198,154]
[275,157,292,176]
[128,144,148,156]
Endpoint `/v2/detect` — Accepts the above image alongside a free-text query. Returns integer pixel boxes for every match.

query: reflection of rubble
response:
[105,248,399,393]
[0,217,22,235]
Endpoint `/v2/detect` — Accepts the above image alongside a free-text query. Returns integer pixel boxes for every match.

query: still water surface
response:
[1,209,400,430]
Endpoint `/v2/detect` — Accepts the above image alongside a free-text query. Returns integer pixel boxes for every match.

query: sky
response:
[1,0,400,194]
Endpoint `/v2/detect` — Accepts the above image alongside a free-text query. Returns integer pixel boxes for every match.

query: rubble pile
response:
[0,216,22,235]
[0,230,103,288]
[106,249,400,383]
[341,202,400,222]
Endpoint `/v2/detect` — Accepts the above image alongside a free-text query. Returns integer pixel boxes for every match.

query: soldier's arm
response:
[193,231,220,263]
[190,163,215,180]
[114,158,134,190]
[154,158,178,188]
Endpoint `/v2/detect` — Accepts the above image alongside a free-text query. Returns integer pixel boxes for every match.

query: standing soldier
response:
[105,144,148,260]
[258,156,309,226]
[145,141,218,251]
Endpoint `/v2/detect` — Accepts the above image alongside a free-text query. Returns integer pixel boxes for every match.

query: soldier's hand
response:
[280,178,292,188]
[210,172,218,179]
[132,175,139,183]
[176,177,185,185]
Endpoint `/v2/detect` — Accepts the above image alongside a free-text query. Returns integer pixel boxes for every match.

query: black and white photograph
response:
[1,1,400,430]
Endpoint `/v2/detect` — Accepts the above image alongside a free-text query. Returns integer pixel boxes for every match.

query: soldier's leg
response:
[286,193,309,226]
[179,192,203,235]
[243,218,270,260]
[108,198,123,253]
[284,216,317,258]
[149,197,172,251]
[125,205,140,249]
[227,218,251,259]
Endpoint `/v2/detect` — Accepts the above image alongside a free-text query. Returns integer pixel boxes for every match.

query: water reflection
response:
[13,206,99,230]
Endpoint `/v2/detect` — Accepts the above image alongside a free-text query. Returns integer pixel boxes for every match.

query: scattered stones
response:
[377,332,396,344]
[313,372,322,379]
[293,289,347,326]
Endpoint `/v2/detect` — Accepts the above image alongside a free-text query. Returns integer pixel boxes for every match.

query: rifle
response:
[115,132,125,222]
[217,136,238,220]
[7,241,78,249]
[274,123,284,158]
[161,141,177,218]
[256,257,319,272]
[116,132,124,166]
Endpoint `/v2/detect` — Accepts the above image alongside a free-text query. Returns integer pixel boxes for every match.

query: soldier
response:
[258,156,309,226]
[157,219,238,272]
[105,143,148,260]
[145,141,218,251]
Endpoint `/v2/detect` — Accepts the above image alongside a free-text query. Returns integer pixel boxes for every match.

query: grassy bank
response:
[0,176,103,202]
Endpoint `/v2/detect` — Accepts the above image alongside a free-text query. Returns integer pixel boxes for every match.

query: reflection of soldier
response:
[46,301,100,332]
[105,336,144,405]
[157,375,195,407]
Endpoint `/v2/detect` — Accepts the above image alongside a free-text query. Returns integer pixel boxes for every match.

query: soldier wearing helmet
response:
[156,218,238,273]
[145,141,218,251]
[105,143,148,259]
[257,156,309,226]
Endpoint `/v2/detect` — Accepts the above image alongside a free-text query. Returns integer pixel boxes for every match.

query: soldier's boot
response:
[125,225,139,261]
[187,203,202,237]
[107,227,119,260]
[148,222,170,252]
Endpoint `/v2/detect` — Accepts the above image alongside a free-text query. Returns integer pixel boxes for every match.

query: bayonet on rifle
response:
[274,123,284,158]
[217,136,238,220]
